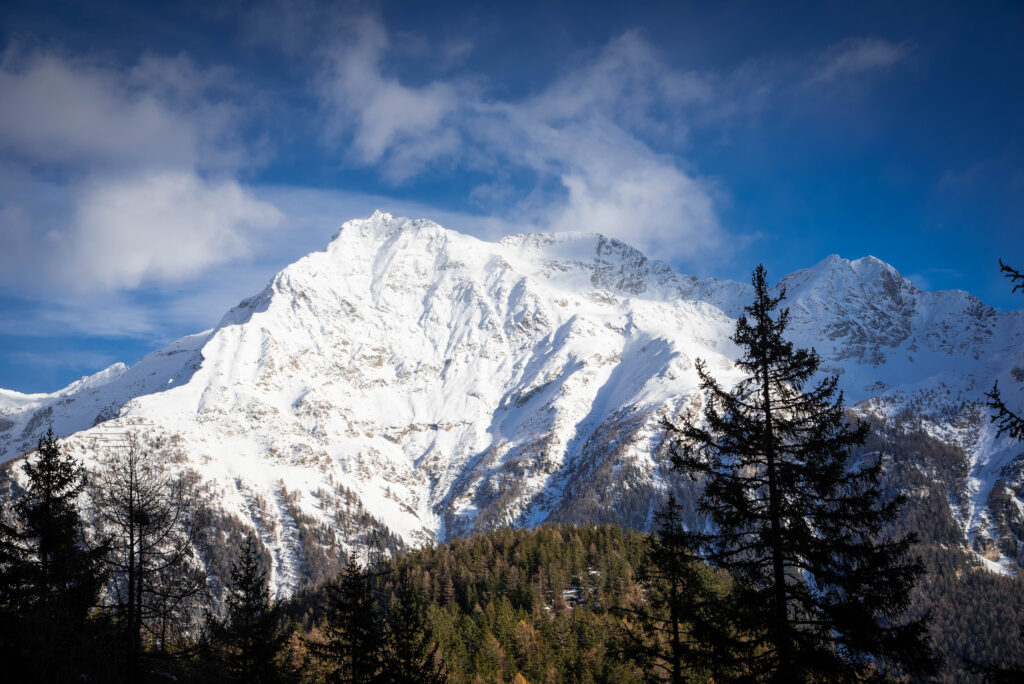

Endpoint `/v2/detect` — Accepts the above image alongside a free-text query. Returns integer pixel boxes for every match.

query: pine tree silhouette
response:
[986,260,1024,441]
[618,494,737,682]
[313,556,388,683]
[210,532,294,682]
[0,428,107,682]
[664,265,939,681]
[382,570,444,684]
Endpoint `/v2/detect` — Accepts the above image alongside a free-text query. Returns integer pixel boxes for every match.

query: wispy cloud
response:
[305,18,727,261]
[0,292,161,339]
[809,37,910,85]
[317,15,464,173]
[13,350,120,372]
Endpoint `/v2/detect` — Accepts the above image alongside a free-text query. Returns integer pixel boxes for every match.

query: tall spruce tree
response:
[312,556,389,683]
[664,265,938,681]
[382,570,445,684]
[208,532,294,683]
[0,428,107,682]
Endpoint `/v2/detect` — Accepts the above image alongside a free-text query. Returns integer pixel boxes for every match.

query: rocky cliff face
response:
[2,212,1022,594]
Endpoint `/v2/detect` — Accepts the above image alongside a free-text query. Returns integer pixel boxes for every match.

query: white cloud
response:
[0,169,282,295]
[64,171,283,290]
[0,47,282,305]
[544,132,720,258]
[0,47,243,172]
[810,37,909,85]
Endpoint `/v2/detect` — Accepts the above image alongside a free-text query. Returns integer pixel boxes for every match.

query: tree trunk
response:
[761,342,791,677]
[670,578,683,683]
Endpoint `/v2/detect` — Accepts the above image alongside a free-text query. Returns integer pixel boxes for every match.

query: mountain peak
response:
[330,211,448,243]
[58,362,130,397]
[849,255,915,290]
[780,253,915,297]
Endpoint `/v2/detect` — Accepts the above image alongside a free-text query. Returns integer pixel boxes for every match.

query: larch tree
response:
[90,431,209,679]
[664,264,938,682]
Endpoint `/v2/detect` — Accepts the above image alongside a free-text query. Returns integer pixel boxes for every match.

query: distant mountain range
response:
[2,211,1022,596]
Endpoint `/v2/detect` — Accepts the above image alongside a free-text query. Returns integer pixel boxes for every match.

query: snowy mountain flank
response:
[2,212,1023,595]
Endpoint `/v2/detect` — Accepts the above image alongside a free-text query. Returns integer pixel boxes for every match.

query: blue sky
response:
[1,0,1022,393]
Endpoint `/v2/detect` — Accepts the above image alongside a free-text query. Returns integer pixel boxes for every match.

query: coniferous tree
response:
[382,570,444,684]
[664,265,939,681]
[208,532,294,683]
[312,556,388,683]
[0,428,107,682]
[647,496,705,683]
[619,495,734,682]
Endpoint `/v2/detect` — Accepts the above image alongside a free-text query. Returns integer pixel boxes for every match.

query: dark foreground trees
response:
[91,432,209,679]
[619,494,733,682]
[384,570,446,684]
[0,429,108,681]
[205,531,296,683]
[663,265,939,681]
[309,556,390,683]
[986,260,1024,442]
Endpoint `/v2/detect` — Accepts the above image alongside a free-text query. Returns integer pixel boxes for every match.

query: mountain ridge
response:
[1,211,1023,594]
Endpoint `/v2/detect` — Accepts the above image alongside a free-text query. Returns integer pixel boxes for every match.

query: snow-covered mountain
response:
[2,211,1022,594]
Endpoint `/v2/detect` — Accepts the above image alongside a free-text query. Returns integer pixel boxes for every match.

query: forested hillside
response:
[4,464,1024,683]
[865,416,1024,679]
[288,524,656,682]
[281,523,1024,683]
